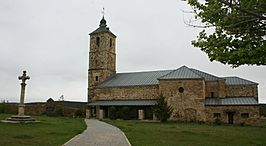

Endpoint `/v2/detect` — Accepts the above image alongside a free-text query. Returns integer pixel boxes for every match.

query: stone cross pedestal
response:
[18,70,30,116]
[1,71,39,123]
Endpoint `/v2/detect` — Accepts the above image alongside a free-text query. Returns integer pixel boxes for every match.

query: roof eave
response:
[158,78,204,80]
[89,30,117,37]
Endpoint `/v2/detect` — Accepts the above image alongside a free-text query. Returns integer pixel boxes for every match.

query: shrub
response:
[121,106,130,120]
[109,106,117,119]
[214,118,222,125]
[75,109,85,118]
[153,94,173,122]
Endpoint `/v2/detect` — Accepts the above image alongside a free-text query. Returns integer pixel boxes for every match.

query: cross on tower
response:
[101,8,105,17]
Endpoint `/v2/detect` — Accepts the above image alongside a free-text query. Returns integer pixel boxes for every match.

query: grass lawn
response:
[105,119,266,146]
[0,114,86,146]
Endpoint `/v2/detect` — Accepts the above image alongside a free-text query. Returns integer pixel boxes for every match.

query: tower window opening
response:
[95,76,99,81]
[211,92,214,98]
[96,37,100,47]
[110,38,112,47]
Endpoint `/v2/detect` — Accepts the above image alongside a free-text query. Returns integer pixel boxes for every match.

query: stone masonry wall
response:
[205,105,260,125]
[93,85,159,100]
[159,79,206,122]
[205,80,226,98]
[88,32,116,101]
[226,85,258,99]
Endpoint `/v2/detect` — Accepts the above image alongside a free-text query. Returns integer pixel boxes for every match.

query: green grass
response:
[0,114,86,146]
[105,120,266,146]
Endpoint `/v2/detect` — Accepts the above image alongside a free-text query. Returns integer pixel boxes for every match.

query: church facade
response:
[87,17,260,125]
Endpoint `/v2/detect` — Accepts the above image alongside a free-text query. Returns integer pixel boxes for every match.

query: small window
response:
[178,87,184,93]
[213,113,221,118]
[96,37,100,47]
[110,38,112,47]
[95,76,99,81]
[241,113,249,118]
[211,92,214,98]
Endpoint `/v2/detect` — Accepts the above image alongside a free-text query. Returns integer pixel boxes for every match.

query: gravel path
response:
[63,119,131,146]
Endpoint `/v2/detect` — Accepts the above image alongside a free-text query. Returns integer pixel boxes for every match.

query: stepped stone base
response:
[1,115,40,123]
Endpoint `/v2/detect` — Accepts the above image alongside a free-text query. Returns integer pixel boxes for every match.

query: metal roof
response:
[205,97,258,106]
[158,66,203,80]
[190,68,224,81]
[223,77,258,85]
[96,66,258,88]
[87,99,157,106]
[97,70,172,88]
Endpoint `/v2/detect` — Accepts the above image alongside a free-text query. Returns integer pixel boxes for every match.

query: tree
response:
[153,94,173,122]
[185,0,266,67]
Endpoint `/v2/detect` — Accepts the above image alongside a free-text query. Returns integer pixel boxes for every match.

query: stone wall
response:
[88,32,117,101]
[226,85,258,99]
[205,80,226,98]
[205,105,260,125]
[159,79,206,121]
[94,85,159,100]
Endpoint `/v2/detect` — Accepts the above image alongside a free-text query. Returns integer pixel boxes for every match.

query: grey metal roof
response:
[97,70,172,88]
[158,66,203,80]
[205,97,258,106]
[223,77,258,85]
[190,68,224,81]
[96,66,258,88]
[87,99,157,106]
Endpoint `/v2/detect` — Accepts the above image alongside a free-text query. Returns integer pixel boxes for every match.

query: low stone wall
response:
[205,105,260,125]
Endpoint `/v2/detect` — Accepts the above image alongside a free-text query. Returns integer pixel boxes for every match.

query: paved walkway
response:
[63,119,131,146]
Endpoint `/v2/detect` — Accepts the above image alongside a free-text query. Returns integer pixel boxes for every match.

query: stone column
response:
[96,106,100,119]
[18,71,30,116]
[153,113,158,120]
[86,108,91,119]
[99,109,104,119]
[138,109,144,120]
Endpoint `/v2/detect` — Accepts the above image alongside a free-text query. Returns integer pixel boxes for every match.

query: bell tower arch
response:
[88,17,116,102]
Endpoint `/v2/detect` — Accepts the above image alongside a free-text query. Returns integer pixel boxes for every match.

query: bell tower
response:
[88,17,116,102]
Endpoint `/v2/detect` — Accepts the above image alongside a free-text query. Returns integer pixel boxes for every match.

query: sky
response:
[0,0,265,103]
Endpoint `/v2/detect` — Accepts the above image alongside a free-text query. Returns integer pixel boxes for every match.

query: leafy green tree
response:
[153,94,173,122]
[186,0,266,67]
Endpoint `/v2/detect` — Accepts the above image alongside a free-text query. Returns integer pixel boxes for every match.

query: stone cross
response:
[18,70,30,116]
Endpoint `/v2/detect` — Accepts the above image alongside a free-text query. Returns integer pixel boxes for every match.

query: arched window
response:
[95,76,99,81]
[96,37,100,47]
[110,38,112,47]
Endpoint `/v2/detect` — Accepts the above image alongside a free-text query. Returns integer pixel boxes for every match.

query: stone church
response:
[87,17,260,124]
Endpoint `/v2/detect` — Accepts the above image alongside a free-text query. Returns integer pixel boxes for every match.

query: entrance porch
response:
[87,99,157,120]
